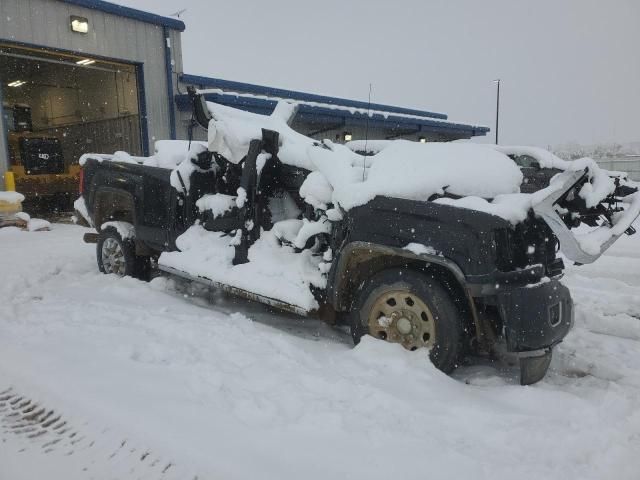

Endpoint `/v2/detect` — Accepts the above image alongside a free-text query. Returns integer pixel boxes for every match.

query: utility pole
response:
[493,79,501,145]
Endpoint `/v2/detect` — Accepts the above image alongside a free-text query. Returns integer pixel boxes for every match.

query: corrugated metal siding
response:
[0,0,182,175]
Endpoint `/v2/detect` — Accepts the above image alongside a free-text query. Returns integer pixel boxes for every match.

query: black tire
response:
[349,268,465,374]
[96,226,150,280]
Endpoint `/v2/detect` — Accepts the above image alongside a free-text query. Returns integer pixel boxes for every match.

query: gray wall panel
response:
[0,0,183,178]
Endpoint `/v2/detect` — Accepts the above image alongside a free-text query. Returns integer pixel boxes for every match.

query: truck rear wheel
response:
[349,268,464,374]
[97,226,149,280]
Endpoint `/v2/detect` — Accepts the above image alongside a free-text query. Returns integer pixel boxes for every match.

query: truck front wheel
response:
[349,268,465,374]
[97,226,149,280]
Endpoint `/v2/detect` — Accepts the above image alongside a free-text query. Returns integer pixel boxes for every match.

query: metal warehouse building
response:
[0,0,488,200]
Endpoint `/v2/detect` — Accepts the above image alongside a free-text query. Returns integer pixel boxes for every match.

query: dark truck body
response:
[81,87,633,384]
[78,145,573,385]
[80,160,180,252]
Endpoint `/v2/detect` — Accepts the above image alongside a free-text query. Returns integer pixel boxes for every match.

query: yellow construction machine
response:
[3,103,79,207]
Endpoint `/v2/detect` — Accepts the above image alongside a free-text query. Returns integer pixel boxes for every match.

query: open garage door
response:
[0,44,143,206]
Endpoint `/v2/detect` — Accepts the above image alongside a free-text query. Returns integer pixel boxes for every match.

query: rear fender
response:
[93,187,136,230]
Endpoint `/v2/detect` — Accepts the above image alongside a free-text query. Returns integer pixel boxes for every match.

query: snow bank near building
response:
[0,191,25,224]
[0,192,50,231]
[0,191,25,204]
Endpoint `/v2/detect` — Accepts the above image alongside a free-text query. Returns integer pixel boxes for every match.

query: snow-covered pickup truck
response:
[75,89,640,385]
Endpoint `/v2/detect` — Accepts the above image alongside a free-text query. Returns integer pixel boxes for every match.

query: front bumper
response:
[496,278,573,352]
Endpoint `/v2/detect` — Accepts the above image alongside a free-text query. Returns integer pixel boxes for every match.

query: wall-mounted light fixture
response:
[419,137,427,143]
[343,132,353,142]
[7,80,26,88]
[70,15,89,34]
[76,58,96,66]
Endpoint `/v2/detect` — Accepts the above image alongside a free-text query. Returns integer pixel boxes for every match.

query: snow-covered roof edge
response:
[196,89,488,131]
[181,74,449,120]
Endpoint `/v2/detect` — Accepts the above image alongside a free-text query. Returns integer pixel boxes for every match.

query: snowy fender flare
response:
[328,241,467,312]
[96,225,150,280]
[350,269,465,374]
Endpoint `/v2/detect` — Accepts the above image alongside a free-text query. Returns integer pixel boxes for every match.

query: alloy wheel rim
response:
[101,237,126,276]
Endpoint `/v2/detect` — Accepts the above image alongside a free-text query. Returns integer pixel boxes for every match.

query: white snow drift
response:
[1,223,640,479]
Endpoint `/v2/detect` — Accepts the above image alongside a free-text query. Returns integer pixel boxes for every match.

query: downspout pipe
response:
[163,26,177,140]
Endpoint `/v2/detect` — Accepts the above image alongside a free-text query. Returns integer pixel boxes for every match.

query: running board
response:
[158,264,310,317]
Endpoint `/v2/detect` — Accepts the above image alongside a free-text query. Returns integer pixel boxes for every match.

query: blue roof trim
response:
[175,93,489,137]
[180,74,449,121]
[57,0,186,31]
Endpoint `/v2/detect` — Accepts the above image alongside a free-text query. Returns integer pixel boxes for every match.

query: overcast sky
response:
[121,0,639,146]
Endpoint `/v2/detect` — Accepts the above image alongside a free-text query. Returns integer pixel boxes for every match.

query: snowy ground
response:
[1,223,640,479]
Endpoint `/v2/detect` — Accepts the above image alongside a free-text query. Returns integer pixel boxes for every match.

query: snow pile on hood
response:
[322,141,523,210]
[432,168,609,225]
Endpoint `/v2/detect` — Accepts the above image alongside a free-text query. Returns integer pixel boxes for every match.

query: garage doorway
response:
[0,43,144,207]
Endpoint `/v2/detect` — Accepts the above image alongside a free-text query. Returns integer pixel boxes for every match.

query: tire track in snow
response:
[0,387,197,480]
